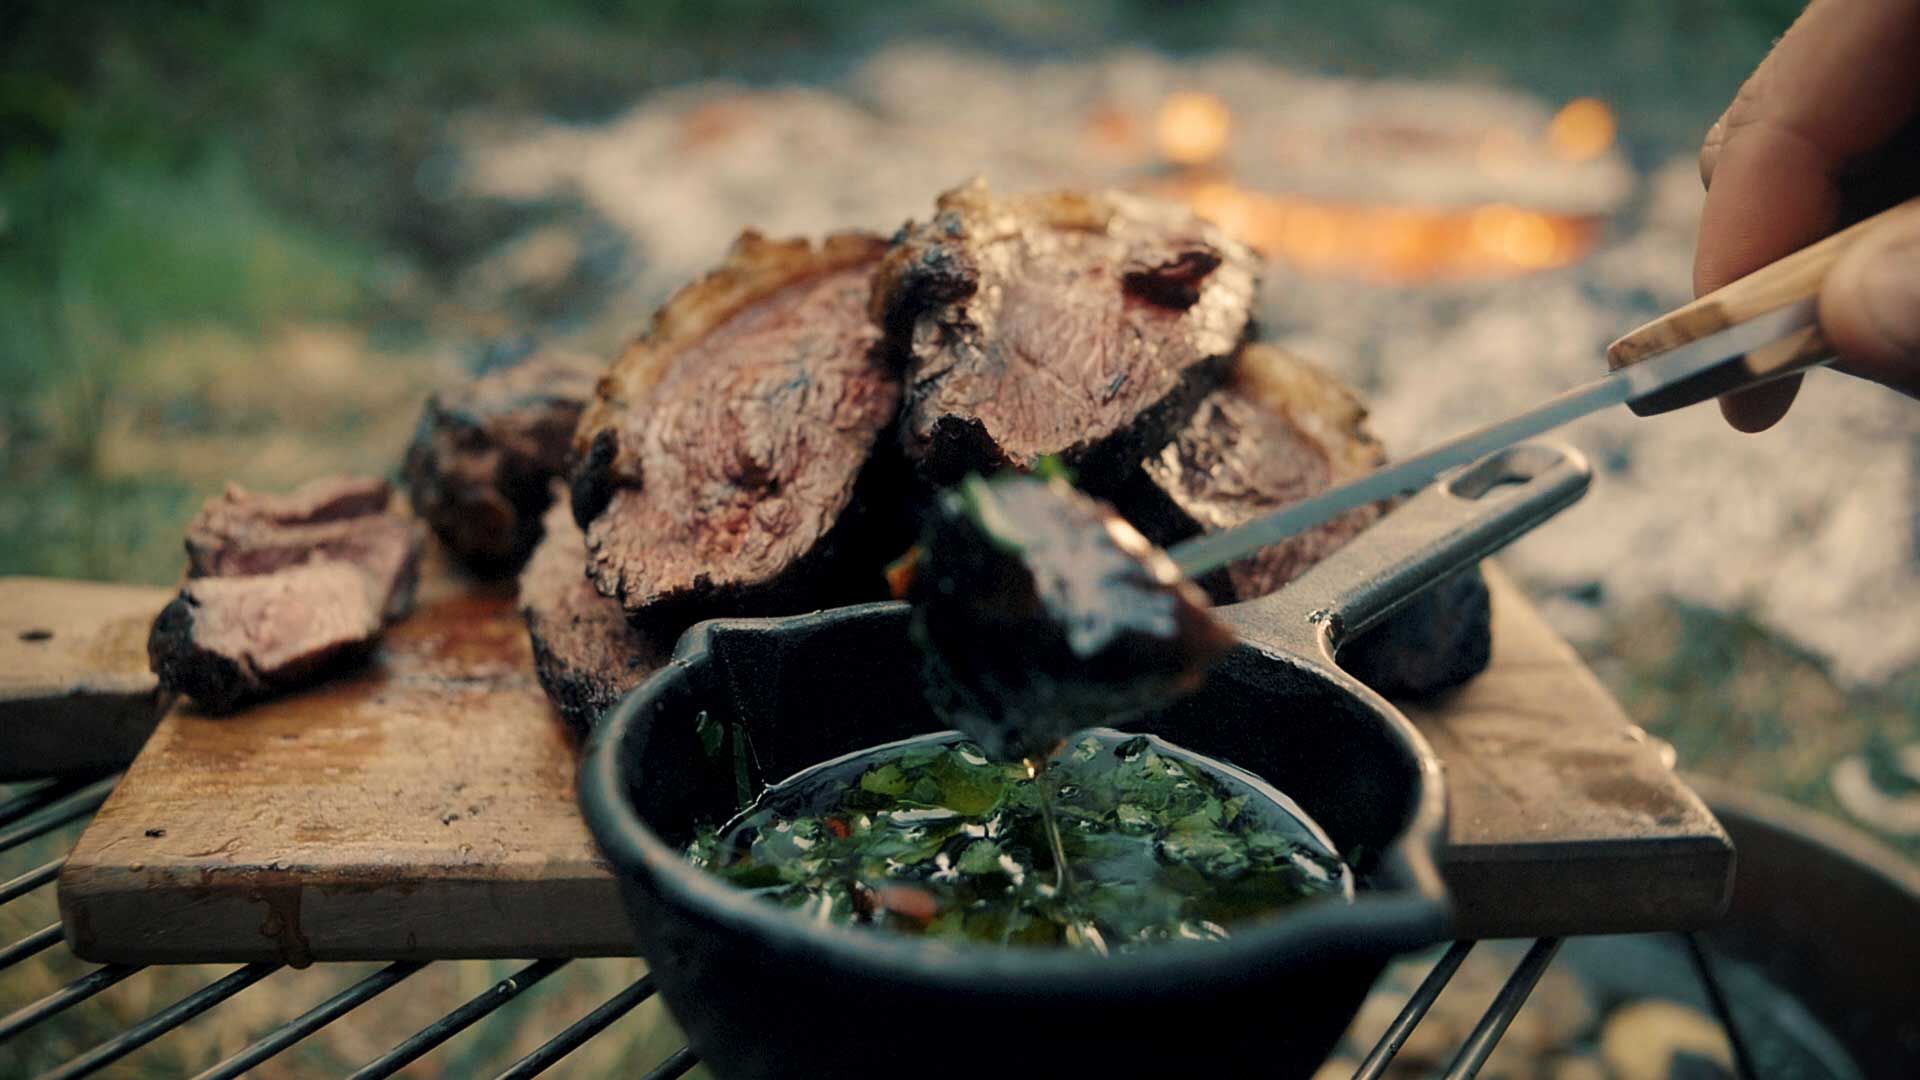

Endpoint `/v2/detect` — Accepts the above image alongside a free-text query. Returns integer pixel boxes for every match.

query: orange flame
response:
[1155,91,1232,167]
[1141,93,1609,282]
[1547,97,1616,163]
[1162,177,1598,282]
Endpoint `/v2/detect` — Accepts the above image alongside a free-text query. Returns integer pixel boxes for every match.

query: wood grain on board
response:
[1402,567,1731,938]
[1,577,173,780]
[33,562,1728,963]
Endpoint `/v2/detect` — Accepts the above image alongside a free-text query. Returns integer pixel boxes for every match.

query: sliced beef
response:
[185,477,424,621]
[1119,344,1492,696]
[1123,344,1389,599]
[571,230,905,619]
[404,350,603,577]
[153,475,427,710]
[519,497,673,730]
[190,474,393,530]
[872,181,1258,489]
[908,471,1234,762]
[148,563,385,713]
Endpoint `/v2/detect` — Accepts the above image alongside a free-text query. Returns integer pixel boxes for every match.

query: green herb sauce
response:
[685,729,1352,952]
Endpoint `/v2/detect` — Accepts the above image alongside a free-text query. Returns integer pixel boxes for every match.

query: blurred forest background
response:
[3,1,1915,1076]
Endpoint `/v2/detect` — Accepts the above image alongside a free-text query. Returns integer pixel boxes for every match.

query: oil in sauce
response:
[685,728,1353,952]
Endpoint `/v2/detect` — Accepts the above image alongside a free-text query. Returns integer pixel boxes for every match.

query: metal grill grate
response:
[2,772,1755,1079]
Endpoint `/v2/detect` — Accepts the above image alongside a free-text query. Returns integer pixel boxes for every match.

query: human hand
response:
[1695,0,1920,431]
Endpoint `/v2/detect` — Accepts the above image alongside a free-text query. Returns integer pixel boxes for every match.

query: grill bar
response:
[1353,939,1476,1079]
[0,964,141,1042]
[493,973,657,1080]
[0,922,63,971]
[40,962,281,1080]
[0,777,117,854]
[1683,932,1758,1080]
[345,958,568,1080]
[641,1045,701,1080]
[190,960,429,1080]
[0,777,105,828]
[0,858,62,905]
[0,768,1763,1079]
[1440,937,1562,1080]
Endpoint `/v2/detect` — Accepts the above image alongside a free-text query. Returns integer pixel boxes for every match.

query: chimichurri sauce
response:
[685,729,1353,952]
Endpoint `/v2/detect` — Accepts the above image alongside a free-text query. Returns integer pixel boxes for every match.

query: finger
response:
[1693,120,1841,297]
[1718,376,1802,433]
[1821,210,1920,399]
[1696,0,1920,294]
[1693,0,1920,428]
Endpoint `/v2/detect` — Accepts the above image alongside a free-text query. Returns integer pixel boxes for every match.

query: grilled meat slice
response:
[190,475,393,531]
[873,181,1257,489]
[154,476,427,710]
[1119,344,1491,696]
[1122,344,1388,599]
[404,350,603,577]
[148,562,385,713]
[908,471,1235,762]
[184,476,424,622]
[519,498,672,730]
[571,230,905,619]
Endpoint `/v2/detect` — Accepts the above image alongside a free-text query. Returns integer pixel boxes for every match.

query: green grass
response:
[1586,598,1920,860]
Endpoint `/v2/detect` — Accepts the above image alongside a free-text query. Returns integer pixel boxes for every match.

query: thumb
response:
[1821,210,1920,398]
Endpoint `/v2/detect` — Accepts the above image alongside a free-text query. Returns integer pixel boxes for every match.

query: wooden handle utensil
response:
[1607,195,1920,415]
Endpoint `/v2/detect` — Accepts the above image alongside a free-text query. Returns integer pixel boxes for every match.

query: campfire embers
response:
[1142,90,1615,282]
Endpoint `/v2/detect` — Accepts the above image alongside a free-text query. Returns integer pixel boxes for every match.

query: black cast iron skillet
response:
[580,441,1591,1080]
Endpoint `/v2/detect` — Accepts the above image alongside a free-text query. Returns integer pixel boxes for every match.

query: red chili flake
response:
[884,546,922,599]
[877,884,940,925]
[824,817,850,839]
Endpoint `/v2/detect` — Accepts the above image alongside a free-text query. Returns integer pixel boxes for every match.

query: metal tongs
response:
[1170,195,1920,578]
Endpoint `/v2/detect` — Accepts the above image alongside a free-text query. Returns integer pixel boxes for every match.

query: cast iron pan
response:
[580,441,1591,1080]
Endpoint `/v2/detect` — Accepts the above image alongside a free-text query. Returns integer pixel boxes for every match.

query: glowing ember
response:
[1147,91,1610,281]
[1547,97,1616,163]
[1155,91,1232,166]
[1160,176,1598,282]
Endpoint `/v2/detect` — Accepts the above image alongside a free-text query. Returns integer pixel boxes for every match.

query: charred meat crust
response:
[872,180,1258,490]
[404,350,603,577]
[1117,343,1491,695]
[908,473,1235,762]
[518,498,672,731]
[570,230,906,619]
[1125,344,1388,602]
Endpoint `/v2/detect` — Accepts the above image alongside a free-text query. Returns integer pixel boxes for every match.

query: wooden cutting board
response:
[1,577,173,780]
[16,561,1727,964]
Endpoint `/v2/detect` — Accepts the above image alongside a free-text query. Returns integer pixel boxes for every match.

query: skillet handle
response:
[1217,441,1591,663]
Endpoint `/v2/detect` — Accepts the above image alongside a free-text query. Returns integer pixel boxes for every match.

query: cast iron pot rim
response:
[579,600,1452,993]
